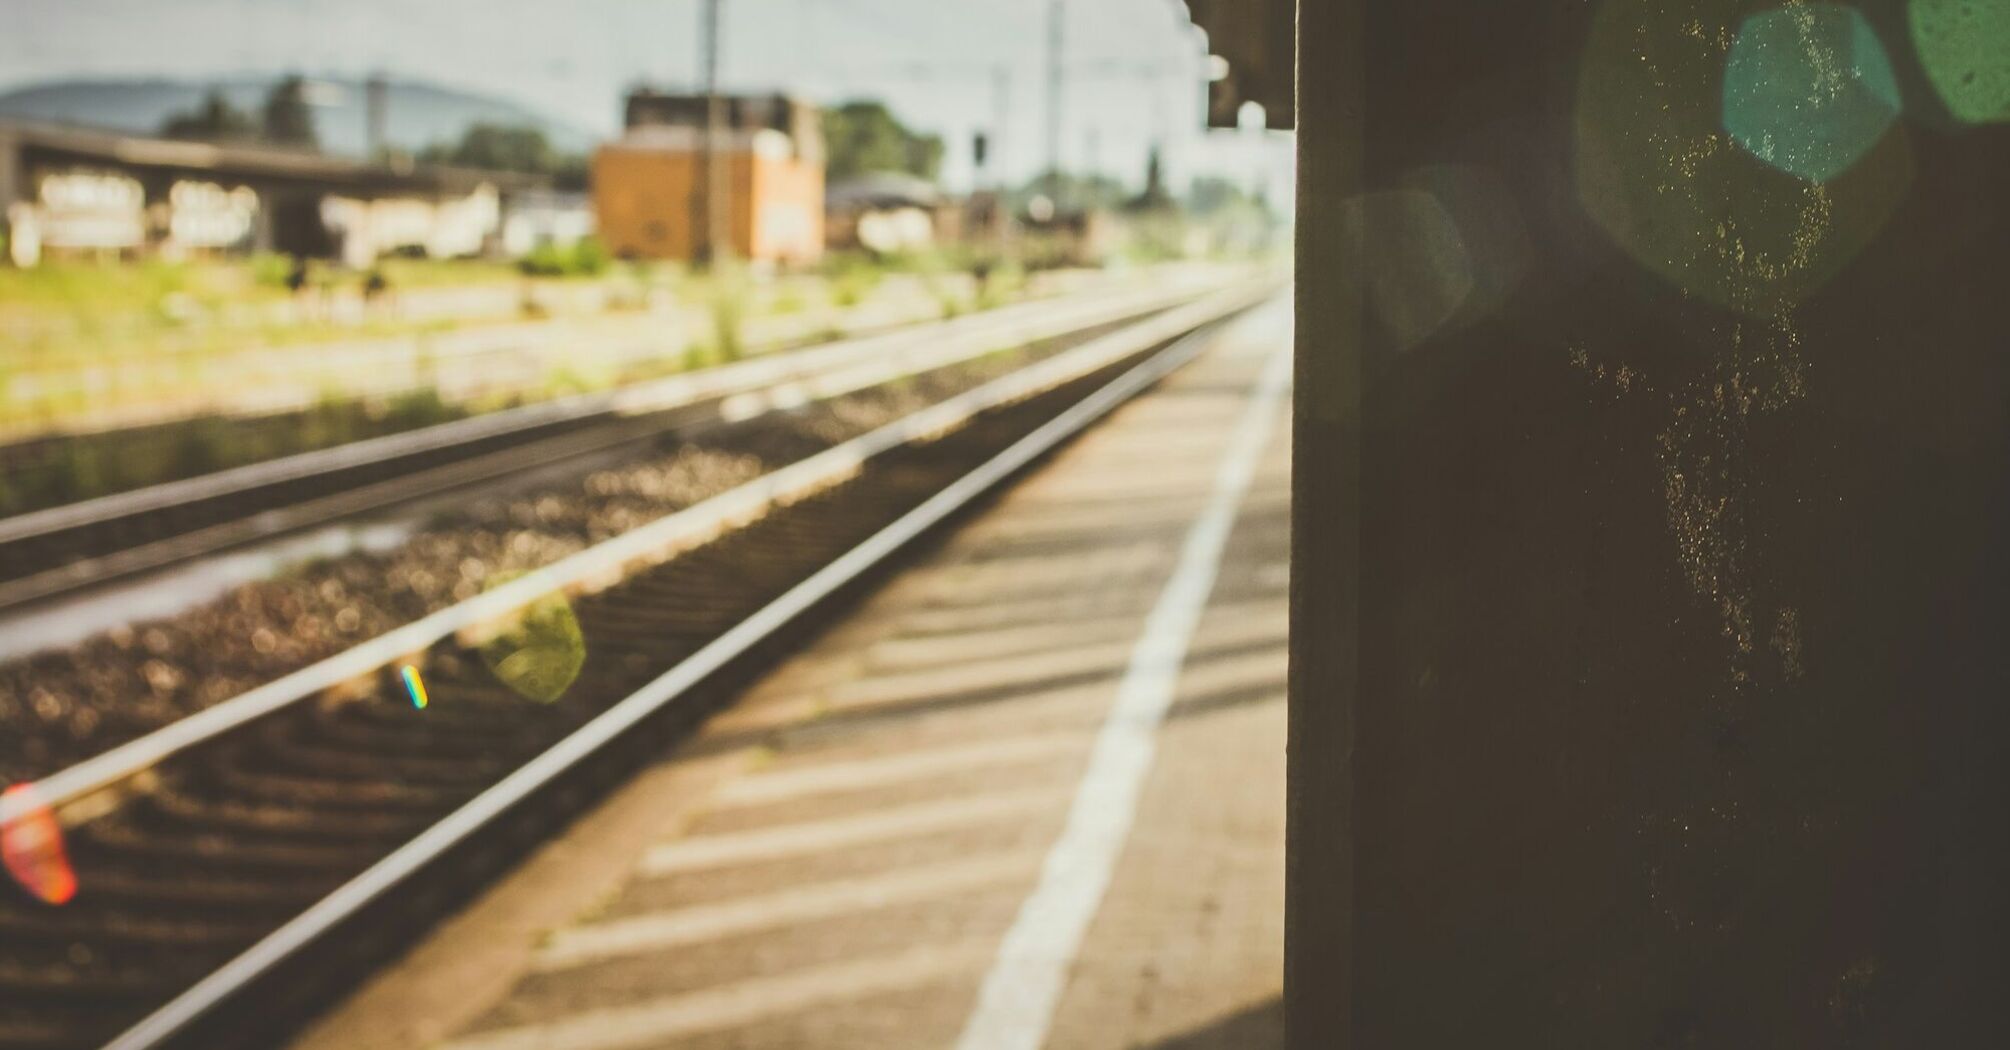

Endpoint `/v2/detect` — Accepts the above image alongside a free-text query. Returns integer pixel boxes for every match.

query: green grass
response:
[0,391,470,517]
[515,237,610,279]
[0,248,1096,502]
[0,258,207,309]
[821,252,886,307]
[770,285,810,315]
[377,257,525,287]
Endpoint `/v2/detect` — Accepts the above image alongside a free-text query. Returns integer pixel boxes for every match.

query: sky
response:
[0,0,1295,200]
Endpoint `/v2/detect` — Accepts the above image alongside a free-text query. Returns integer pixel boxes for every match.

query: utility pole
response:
[696,0,727,267]
[1046,0,1064,195]
[365,72,388,164]
[990,64,1011,192]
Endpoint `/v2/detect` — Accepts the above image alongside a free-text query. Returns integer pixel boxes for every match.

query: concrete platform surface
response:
[290,297,1293,1050]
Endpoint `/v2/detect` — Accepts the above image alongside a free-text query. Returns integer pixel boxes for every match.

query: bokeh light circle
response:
[1576,0,1913,317]
[2,783,76,906]
[476,576,586,704]
[1340,189,1475,353]
[1338,166,1531,357]
[1909,0,2010,124]
[1722,4,1902,184]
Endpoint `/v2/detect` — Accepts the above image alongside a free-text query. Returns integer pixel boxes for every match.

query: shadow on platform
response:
[1141,998,1285,1050]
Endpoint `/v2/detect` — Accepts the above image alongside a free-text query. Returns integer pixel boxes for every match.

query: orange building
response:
[594,125,823,265]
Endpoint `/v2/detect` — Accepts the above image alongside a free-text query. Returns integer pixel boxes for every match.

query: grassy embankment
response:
[0,249,1024,515]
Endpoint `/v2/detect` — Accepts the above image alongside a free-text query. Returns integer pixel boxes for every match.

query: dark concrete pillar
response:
[1285,0,1360,1046]
[1292,1,2010,1045]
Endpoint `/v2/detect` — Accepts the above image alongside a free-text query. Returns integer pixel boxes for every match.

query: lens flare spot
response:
[1722,4,1902,184]
[1910,0,2010,124]
[476,576,586,704]
[1576,0,1912,316]
[2,784,77,907]
[401,664,430,709]
[1339,189,1474,353]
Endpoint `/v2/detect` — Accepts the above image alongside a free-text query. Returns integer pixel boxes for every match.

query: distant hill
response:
[0,75,598,157]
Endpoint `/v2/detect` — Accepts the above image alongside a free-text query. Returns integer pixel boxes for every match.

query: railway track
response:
[0,283,1274,1050]
[0,277,1224,615]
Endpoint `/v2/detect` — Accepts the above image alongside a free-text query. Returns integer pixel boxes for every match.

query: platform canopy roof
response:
[0,117,549,197]
[1179,0,1296,129]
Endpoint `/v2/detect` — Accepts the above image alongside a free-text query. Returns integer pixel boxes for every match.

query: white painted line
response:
[714,733,1085,809]
[537,851,1039,972]
[446,938,996,1050]
[953,335,1293,1050]
[640,789,1061,876]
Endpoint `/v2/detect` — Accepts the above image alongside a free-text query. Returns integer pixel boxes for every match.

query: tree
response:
[419,124,589,190]
[1187,175,1265,217]
[262,75,318,147]
[1015,171,1128,213]
[161,89,257,142]
[1127,145,1175,212]
[821,100,945,182]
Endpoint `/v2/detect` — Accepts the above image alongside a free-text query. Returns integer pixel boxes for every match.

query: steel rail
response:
[0,280,1276,833]
[0,276,1234,613]
[0,272,1225,547]
[98,284,1257,1050]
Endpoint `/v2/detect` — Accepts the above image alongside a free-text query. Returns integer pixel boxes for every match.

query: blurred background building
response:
[0,117,547,267]
[594,90,824,265]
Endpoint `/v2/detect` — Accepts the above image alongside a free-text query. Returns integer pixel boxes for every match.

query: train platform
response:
[290,298,1293,1050]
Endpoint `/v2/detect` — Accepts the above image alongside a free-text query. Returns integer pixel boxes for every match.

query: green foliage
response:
[161,89,258,142]
[375,258,521,287]
[300,393,364,452]
[167,415,235,482]
[1015,171,1129,213]
[517,237,610,278]
[572,236,609,275]
[381,387,454,430]
[261,75,318,147]
[249,253,295,288]
[1015,232,1085,272]
[873,247,950,274]
[830,275,869,307]
[822,100,945,182]
[682,341,719,373]
[770,285,808,315]
[821,252,885,307]
[542,366,597,396]
[58,440,107,503]
[1128,146,1176,212]
[1122,212,1189,264]
[710,288,746,362]
[914,257,968,319]
[1186,176,1259,217]
[421,123,590,189]
[974,259,1026,311]
[1,393,469,517]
